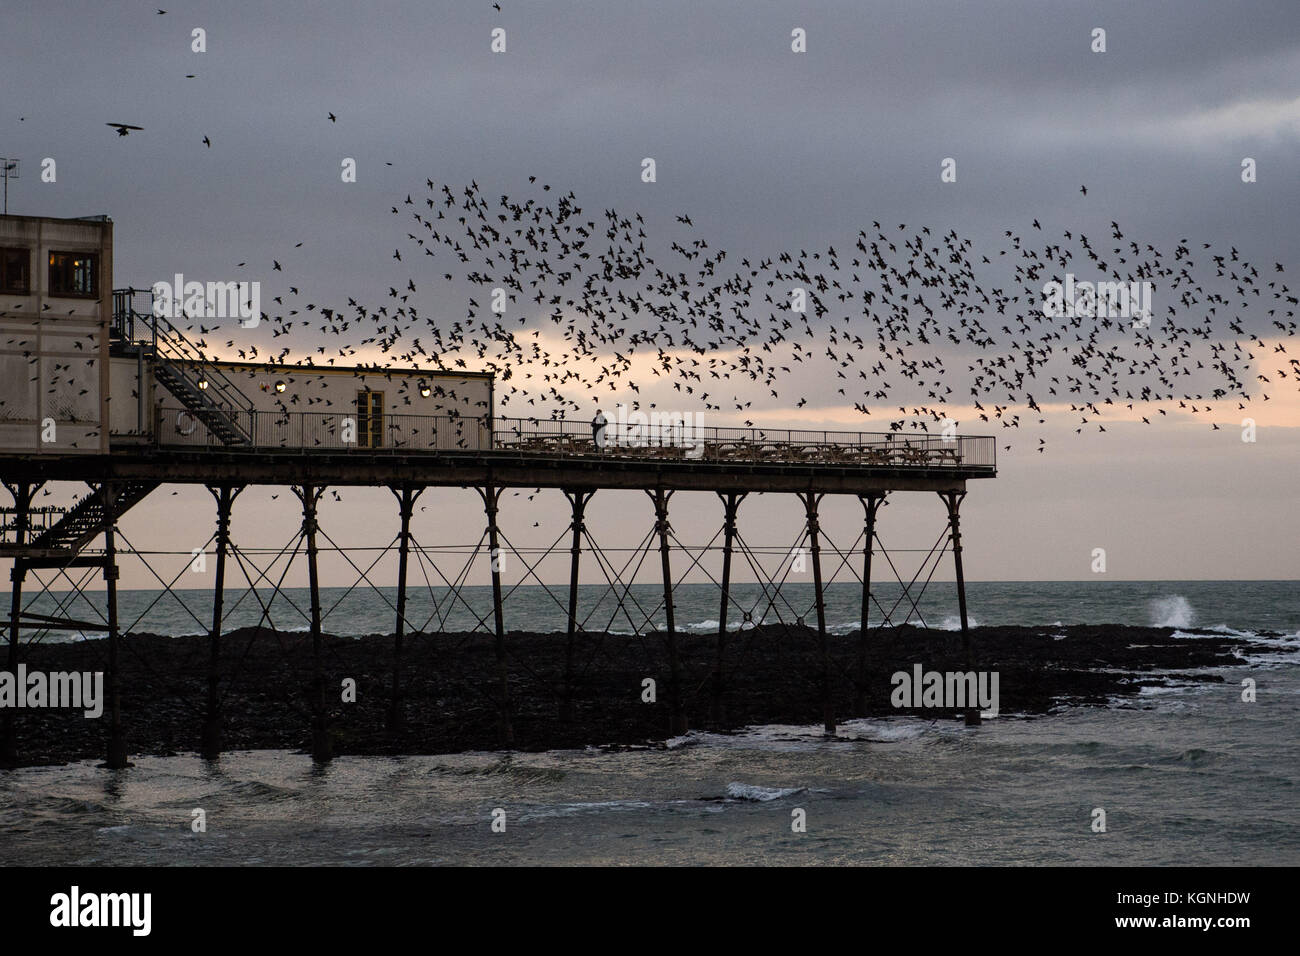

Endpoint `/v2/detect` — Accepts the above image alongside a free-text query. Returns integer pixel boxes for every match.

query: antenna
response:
[0,158,17,215]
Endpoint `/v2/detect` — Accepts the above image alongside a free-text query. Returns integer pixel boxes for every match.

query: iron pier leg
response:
[2,559,23,763]
[388,486,420,734]
[856,493,884,715]
[103,483,129,769]
[561,489,591,723]
[201,485,237,759]
[481,484,515,747]
[942,491,979,726]
[650,489,686,736]
[711,491,744,728]
[2,482,33,763]
[803,492,835,735]
[298,484,332,762]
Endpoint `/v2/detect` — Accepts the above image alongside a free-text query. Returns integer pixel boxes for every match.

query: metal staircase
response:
[111,288,255,446]
[152,357,250,445]
[26,481,159,554]
[1,289,260,562]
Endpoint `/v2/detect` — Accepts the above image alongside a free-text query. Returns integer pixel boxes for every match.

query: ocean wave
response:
[724,782,808,802]
[1206,623,1260,638]
[1108,694,1194,713]
[1235,630,1298,648]
[1150,595,1195,628]
[520,800,654,821]
[838,719,931,742]
[1156,747,1223,767]
[1167,628,1289,645]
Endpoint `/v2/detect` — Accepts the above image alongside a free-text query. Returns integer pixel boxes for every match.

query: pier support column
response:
[650,488,686,736]
[711,491,745,728]
[2,558,24,764]
[295,484,332,762]
[480,484,514,747]
[2,481,35,763]
[561,489,593,722]
[201,485,239,759]
[941,491,979,726]
[856,493,885,714]
[387,485,422,734]
[103,483,129,769]
[802,493,835,735]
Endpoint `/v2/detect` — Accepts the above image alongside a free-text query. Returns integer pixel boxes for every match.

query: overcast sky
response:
[3,0,1299,589]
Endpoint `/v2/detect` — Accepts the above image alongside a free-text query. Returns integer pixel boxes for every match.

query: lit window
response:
[48,251,98,297]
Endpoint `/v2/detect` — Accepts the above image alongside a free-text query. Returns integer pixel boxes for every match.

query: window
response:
[357,390,384,448]
[0,247,30,294]
[48,251,98,297]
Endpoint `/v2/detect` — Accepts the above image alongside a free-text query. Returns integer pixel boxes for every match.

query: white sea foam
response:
[684,619,719,632]
[651,619,760,634]
[838,718,931,742]
[1150,595,1195,628]
[1206,623,1259,638]
[725,782,807,801]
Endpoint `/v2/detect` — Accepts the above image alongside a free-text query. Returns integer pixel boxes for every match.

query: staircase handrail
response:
[113,287,256,416]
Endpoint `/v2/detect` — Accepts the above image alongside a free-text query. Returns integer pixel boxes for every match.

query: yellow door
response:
[357,391,384,448]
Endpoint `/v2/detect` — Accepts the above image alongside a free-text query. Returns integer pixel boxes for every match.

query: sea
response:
[1,579,1297,866]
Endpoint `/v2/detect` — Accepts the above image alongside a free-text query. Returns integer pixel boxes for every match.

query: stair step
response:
[28,482,160,553]
[153,358,252,446]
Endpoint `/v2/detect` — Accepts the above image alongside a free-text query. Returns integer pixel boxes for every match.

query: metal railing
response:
[495,416,994,468]
[112,287,257,420]
[0,506,66,546]
[153,407,995,470]
[156,407,491,452]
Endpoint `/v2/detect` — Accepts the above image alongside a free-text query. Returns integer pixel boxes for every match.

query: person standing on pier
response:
[593,409,608,451]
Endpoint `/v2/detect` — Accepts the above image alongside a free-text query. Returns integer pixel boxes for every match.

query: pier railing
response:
[112,288,258,424]
[155,407,491,452]
[152,407,996,470]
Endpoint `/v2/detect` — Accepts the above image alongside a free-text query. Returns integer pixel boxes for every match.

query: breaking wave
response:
[1150,595,1194,629]
[724,783,808,802]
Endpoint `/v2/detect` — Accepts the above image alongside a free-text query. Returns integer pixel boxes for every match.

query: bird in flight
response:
[106,123,144,136]
[202,135,211,148]
[1079,184,1087,195]
[328,112,337,123]
[213,169,1298,453]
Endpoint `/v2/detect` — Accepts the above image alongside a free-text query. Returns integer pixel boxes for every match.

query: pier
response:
[0,214,996,766]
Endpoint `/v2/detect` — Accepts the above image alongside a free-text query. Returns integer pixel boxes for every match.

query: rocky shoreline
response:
[2,623,1286,767]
